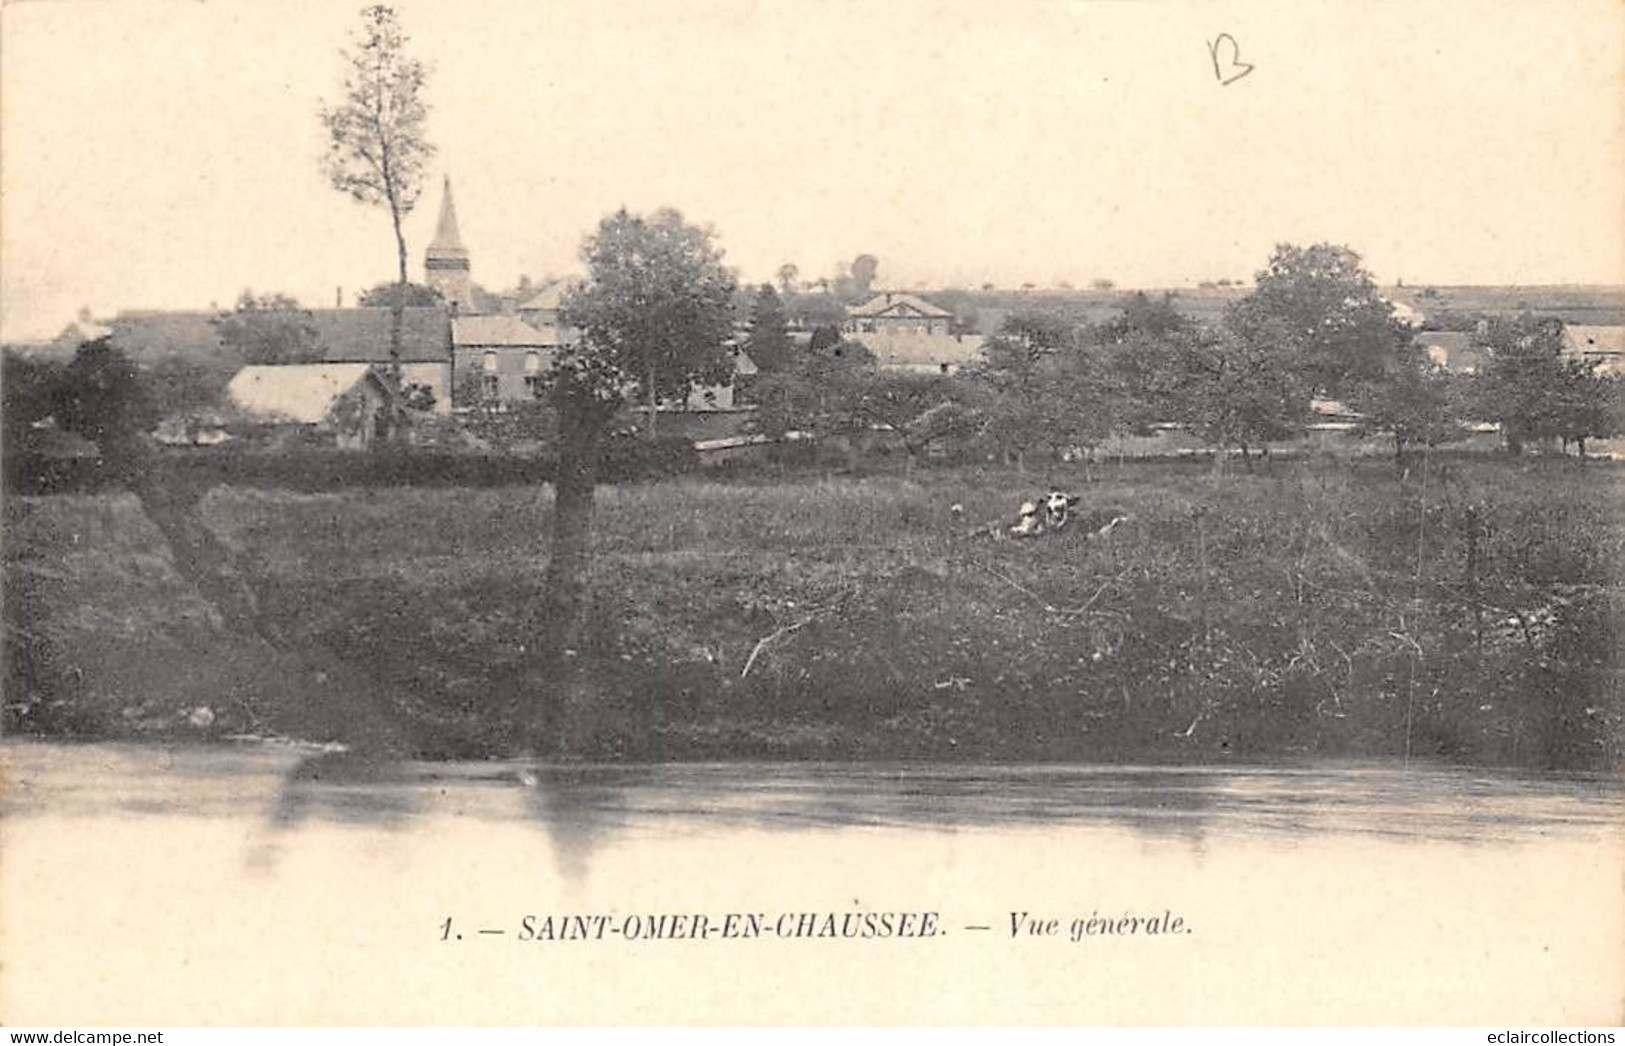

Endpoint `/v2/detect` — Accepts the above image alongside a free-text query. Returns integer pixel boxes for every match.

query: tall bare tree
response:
[319,4,434,414]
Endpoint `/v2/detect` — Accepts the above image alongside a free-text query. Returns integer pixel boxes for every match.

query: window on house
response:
[523,352,543,398]
[483,352,499,372]
[482,374,500,399]
[939,363,950,374]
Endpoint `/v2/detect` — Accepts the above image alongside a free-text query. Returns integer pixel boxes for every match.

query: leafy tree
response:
[1348,344,1467,466]
[51,339,157,446]
[212,292,321,365]
[966,308,1133,469]
[850,254,880,297]
[1092,293,1194,437]
[143,355,238,433]
[1101,291,1191,344]
[1099,329,1184,437]
[1229,242,1407,397]
[1164,322,1307,468]
[807,323,843,354]
[542,208,737,674]
[319,4,434,406]
[1550,361,1623,459]
[402,382,437,414]
[49,339,272,636]
[1471,314,1569,454]
[2,351,67,448]
[748,338,876,462]
[830,263,857,302]
[787,291,847,330]
[852,371,974,474]
[965,310,1077,470]
[744,284,793,373]
[775,263,800,295]
[356,281,442,308]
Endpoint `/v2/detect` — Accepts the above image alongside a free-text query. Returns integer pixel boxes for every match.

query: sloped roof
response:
[453,314,570,348]
[850,330,986,368]
[848,292,952,319]
[731,347,759,376]
[109,311,230,360]
[108,307,451,365]
[305,308,451,362]
[518,280,572,312]
[227,364,386,424]
[1564,325,1625,355]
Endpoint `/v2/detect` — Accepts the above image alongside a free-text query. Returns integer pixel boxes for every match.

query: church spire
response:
[424,176,474,312]
[427,176,467,259]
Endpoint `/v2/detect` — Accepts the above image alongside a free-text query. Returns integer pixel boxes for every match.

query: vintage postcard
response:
[2,0,1621,1026]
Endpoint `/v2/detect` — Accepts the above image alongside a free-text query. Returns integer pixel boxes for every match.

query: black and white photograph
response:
[2,0,1621,1027]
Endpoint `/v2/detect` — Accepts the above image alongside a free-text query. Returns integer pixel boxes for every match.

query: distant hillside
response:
[1386,285,1625,327]
[923,284,1625,334]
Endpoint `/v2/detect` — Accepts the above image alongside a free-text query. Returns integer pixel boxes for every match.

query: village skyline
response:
[3,0,1623,342]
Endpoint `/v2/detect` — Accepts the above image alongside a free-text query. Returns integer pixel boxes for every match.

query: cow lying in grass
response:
[956,492,1129,542]
[1010,490,1082,537]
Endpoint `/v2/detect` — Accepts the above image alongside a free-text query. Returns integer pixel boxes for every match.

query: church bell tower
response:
[424,176,475,314]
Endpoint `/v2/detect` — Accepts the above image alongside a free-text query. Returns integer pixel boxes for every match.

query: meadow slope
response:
[6,458,1621,768]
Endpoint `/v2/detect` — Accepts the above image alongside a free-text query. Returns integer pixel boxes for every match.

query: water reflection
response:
[270,750,429,829]
[3,742,1619,880]
[6,740,1619,1025]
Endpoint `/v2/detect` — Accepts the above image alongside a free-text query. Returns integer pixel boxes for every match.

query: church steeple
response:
[424,176,474,313]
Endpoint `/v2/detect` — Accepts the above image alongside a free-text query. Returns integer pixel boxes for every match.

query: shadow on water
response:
[517,765,627,881]
[267,750,429,830]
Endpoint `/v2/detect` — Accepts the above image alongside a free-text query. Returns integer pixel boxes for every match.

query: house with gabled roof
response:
[845,292,954,335]
[104,306,454,413]
[226,363,398,449]
[841,291,986,374]
[1562,325,1625,374]
[452,313,571,405]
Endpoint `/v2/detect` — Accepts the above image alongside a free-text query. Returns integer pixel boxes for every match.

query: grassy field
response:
[6,456,1622,768]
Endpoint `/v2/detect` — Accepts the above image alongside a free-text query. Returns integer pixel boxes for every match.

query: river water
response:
[2,741,1620,1024]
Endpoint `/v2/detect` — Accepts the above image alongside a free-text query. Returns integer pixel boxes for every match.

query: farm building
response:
[841,292,986,374]
[1562,325,1625,374]
[855,329,986,375]
[226,364,397,450]
[103,306,455,414]
[845,292,953,335]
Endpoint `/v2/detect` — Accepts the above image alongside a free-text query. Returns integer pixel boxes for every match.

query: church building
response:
[424,176,477,315]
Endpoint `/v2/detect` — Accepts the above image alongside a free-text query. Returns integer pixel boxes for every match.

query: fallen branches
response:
[739,590,854,680]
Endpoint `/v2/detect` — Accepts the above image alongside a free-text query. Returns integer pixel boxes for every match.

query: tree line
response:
[739,242,1625,471]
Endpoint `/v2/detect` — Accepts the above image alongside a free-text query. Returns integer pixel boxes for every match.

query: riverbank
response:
[5,457,1621,768]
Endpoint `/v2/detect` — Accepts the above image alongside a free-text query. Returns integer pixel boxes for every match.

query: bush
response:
[5,434,696,496]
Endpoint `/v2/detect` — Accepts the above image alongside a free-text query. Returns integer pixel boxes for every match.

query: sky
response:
[2,0,1622,340]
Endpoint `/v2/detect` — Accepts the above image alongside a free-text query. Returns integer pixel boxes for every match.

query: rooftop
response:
[849,329,986,368]
[453,314,571,348]
[848,292,952,319]
[226,363,387,424]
